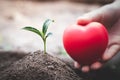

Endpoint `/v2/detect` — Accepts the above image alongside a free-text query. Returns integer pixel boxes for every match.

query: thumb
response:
[103,44,120,61]
[77,16,92,25]
[77,6,106,25]
[77,12,101,25]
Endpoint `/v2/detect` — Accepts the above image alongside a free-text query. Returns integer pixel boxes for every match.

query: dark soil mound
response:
[0,51,83,80]
[0,51,27,73]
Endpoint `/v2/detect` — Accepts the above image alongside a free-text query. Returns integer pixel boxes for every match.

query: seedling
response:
[23,19,54,54]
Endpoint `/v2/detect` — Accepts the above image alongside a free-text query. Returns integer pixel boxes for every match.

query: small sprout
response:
[23,19,54,54]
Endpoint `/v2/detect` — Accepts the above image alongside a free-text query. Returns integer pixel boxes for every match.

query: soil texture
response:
[0,51,83,80]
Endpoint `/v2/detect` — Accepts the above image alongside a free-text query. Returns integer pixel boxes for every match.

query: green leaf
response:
[23,26,43,37]
[45,32,52,39]
[42,19,54,35]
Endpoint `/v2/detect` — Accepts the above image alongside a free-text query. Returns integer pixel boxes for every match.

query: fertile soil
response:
[0,51,27,74]
[0,51,83,80]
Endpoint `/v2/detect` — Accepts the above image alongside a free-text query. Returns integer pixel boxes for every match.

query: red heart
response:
[63,22,108,65]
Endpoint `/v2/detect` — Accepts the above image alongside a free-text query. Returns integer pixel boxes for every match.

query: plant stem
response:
[44,39,46,54]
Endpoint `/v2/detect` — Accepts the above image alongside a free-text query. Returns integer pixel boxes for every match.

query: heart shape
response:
[63,22,108,65]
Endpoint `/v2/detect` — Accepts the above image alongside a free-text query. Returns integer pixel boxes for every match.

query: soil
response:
[0,51,120,80]
[0,51,27,73]
[0,51,83,80]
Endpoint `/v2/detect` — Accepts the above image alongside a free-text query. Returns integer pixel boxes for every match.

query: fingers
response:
[77,16,92,25]
[81,66,90,72]
[76,8,103,25]
[91,62,103,70]
[74,61,81,69]
[74,62,90,72]
[74,61,103,73]
[103,44,120,61]
[76,4,116,28]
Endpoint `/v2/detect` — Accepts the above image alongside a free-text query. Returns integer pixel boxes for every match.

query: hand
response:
[74,1,120,72]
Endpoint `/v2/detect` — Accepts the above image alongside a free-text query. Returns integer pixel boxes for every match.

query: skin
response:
[74,0,120,72]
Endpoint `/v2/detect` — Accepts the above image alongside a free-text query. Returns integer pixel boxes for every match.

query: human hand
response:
[74,1,120,72]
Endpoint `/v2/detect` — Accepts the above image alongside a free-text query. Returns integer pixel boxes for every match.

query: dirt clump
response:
[0,51,83,80]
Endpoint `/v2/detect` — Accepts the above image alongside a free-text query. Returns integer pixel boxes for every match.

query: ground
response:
[0,51,83,80]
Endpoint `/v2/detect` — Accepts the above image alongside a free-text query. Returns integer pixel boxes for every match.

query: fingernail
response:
[74,62,80,69]
[77,17,91,25]
[91,62,102,70]
[81,66,89,73]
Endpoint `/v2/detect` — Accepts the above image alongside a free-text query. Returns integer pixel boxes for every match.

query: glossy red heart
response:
[63,22,108,65]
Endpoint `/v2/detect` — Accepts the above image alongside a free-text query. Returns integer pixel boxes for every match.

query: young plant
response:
[23,19,54,54]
